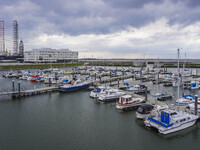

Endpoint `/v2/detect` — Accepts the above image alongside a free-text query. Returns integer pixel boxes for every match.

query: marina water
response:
[0,68,200,150]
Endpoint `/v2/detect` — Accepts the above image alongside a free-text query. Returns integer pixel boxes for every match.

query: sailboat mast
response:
[177,49,180,110]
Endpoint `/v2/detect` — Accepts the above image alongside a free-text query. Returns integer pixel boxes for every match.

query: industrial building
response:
[0,21,5,56]
[24,48,78,63]
[13,20,19,55]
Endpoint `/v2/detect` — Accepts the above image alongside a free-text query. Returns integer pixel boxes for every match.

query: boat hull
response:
[144,119,197,135]
[59,83,89,92]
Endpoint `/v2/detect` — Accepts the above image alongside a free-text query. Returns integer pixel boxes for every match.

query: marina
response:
[1,61,200,149]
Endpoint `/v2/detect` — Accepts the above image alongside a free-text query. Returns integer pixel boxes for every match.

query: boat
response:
[116,95,145,110]
[64,72,73,75]
[98,89,125,102]
[59,80,90,92]
[90,86,108,98]
[136,104,154,119]
[144,109,199,134]
[175,93,194,106]
[152,93,166,97]
[189,80,199,90]
[144,49,199,134]
[127,84,145,92]
[188,102,200,113]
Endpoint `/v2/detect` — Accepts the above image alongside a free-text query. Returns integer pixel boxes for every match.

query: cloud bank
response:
[1,0,200,58]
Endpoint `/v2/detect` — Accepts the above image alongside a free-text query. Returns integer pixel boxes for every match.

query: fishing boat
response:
[59,80,90,92]
[90,86,108,98]
[116,95,145,110]
[98,89,125,102]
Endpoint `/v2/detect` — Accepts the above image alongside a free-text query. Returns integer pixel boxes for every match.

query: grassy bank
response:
[0,62,84,71]
[87,62,134,66]
[162,63,200,68]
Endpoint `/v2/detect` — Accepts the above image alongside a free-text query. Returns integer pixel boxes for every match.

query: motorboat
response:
[98,89,125,102]
[136,104,154,119]
[175,93,195,106]
[90,86,108,98]
[116,95,145,110]
[152,93,166,97]
[144,109,199,134]
[127,84,145,92]
[59,80,90,92]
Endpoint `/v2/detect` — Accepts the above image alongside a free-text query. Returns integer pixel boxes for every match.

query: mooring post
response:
[12,80,15,92]
[18,81,20,96]
[195,95,198,115]
[118,79,119,88]
[49,78,51,87]
[145,85,148,101]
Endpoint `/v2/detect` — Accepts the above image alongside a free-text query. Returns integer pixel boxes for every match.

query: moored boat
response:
[116,95,145,110]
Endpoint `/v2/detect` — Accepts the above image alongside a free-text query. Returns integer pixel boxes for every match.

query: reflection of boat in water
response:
[116,95,145,110]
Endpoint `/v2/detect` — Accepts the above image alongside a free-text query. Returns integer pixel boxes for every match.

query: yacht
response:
[59,80,90,92]
[116,95,145,110]
[98,89,125,102]
[175,94,194,106]
[144,109,199,134]
[90,86,108,98]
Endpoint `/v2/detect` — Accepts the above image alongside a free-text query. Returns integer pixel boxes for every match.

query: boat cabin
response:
[119,95,132,104]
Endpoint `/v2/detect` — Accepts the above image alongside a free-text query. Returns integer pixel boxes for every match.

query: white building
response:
[24,48,78,63]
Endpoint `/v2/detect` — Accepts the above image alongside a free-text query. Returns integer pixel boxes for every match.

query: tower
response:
[19,40,24,56]
[13,20,18,55]
[0,21,5,55]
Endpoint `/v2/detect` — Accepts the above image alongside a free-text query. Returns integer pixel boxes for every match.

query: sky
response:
[1,0,200,59]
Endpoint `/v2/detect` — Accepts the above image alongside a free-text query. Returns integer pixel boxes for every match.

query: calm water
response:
[0,69,200,150]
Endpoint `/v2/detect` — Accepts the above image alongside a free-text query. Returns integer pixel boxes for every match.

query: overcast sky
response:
[1,0,200,58]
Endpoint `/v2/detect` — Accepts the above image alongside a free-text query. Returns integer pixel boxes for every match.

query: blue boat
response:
[59,80,90,92]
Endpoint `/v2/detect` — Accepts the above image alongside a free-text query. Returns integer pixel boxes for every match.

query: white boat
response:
[127,85,145,92]
[116,95,145,110]
[90,86,108,98]
[98,89,125,102]
[175,95,194,106]
[144,109,199,134]
[188,102,200,112]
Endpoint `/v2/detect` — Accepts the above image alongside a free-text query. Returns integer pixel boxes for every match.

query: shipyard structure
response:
[24,48,78,63]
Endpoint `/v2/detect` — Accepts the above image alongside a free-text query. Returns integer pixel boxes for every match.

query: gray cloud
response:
[1,0,200,58]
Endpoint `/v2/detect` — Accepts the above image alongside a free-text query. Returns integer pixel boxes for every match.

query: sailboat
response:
[144,49,199,135]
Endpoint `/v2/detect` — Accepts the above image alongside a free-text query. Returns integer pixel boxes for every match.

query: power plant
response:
[0,20,24,62]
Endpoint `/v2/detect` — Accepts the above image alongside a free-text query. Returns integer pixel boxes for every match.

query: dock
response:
[12,86,58,98]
